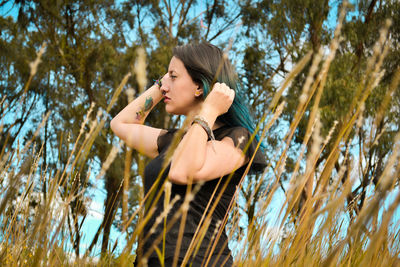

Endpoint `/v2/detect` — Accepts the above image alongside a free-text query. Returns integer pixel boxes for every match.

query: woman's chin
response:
[165,107,185,116]
[165,105,178,115]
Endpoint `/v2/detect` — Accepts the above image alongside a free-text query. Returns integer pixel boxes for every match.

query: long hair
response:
[173,42,263,147]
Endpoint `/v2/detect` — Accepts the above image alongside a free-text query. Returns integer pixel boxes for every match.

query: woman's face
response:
[161,56,202,115]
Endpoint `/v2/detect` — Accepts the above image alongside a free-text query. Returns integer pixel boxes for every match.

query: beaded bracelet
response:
[154,77,162,88]
[192,115,216,152]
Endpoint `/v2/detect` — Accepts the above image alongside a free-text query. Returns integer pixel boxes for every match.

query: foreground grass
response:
[1,14,400,267]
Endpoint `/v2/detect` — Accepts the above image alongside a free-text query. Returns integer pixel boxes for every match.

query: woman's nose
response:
[160,73,169,93]
[160,85,168,95]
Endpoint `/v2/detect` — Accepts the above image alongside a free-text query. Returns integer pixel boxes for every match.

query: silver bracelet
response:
[192,116,216,152]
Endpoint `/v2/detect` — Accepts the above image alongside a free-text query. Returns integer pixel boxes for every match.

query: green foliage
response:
[1,0,399,265]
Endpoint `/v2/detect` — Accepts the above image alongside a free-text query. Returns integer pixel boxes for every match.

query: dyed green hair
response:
[173,42,263,148]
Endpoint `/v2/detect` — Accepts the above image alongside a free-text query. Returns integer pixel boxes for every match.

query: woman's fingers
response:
[204,82,235,116]
[214,82,235,100]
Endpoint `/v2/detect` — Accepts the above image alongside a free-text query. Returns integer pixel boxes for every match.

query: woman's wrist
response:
[197,108,218,128]
[133,84,163,122]
[147,83,164,98]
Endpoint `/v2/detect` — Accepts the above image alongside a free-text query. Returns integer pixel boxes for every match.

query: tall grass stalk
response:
[1,15,400,267]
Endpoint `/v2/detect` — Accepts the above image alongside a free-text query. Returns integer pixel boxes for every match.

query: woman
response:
[111,42,266,266]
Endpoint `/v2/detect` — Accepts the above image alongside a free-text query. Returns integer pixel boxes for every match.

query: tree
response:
[240,0,400,222]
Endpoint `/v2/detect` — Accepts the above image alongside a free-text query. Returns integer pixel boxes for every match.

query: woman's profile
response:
[111,42,266,266]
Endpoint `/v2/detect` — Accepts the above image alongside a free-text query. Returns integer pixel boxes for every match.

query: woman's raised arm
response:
[168,83,246,184]
[110,83,166,158]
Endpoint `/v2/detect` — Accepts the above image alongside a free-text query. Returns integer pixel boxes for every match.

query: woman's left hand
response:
[202,82,235,117]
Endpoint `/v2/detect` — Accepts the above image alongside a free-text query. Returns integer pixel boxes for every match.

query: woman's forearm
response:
[168,109,218,184]
[110,84,165,158]
[111,85,163,126]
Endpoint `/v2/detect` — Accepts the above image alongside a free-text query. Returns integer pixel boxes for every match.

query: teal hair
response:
[173,42,264,149]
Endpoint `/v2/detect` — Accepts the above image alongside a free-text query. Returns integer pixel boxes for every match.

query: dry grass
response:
[1,12,400,267]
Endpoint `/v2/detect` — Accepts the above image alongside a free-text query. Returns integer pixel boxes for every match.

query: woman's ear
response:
[194,87,203,97]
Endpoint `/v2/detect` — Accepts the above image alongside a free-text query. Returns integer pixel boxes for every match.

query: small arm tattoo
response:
[136,96,154,120]
[144,96,153,111]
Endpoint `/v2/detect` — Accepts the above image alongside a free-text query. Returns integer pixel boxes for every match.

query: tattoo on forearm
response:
[136,96,154,120]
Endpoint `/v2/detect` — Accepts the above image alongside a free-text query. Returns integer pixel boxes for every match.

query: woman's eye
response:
[171,75,177,79]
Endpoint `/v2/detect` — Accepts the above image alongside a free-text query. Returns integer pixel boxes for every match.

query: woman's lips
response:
[164,96,171,103]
